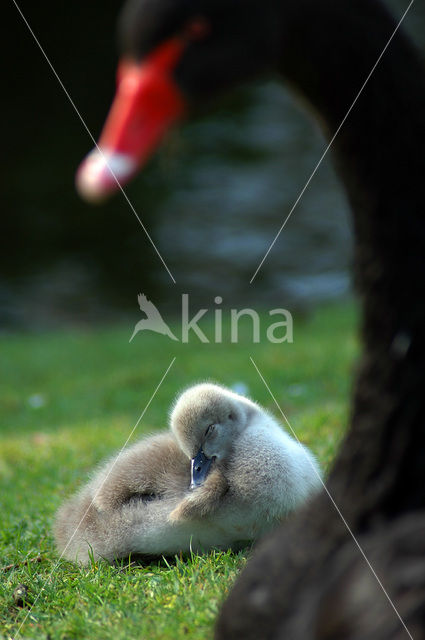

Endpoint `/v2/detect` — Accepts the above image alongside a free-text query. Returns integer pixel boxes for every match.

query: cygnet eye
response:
[228,413,234,421]
[205,424,215,437]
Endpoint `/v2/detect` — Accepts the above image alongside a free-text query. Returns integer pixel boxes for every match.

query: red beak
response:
[76,38,186,203]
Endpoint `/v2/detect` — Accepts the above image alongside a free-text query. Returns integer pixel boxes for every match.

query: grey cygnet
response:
[54,383,322,564]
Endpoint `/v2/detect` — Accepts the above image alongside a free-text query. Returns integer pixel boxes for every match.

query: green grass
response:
[0,301,359,639]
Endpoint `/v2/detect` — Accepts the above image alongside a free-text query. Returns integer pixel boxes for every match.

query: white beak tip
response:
[75,148,137,203]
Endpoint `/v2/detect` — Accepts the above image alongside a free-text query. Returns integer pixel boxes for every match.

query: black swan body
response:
[76,1,425,637]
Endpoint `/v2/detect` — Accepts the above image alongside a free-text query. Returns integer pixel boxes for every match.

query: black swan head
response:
[76,0,282,200]
[76,0,425,210]
[120,0,280,97]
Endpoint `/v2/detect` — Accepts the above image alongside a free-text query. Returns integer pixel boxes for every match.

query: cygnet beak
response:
[190,449,214,489]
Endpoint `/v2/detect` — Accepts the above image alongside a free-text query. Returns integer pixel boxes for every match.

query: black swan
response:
[76,0,425,637]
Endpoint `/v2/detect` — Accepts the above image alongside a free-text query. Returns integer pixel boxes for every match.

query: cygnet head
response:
[170,383,256,488]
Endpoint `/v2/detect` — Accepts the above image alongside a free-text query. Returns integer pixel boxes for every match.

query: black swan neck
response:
[278,0,425,523]
[278,0,425,207]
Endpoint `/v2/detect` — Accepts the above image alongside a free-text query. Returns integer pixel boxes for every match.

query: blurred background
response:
[2,0,424,330]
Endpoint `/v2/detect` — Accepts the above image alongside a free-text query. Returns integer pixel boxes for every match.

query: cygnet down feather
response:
[54,383,322,564]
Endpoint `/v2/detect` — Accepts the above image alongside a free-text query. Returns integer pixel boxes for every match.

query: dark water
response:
[2,0,424,328]
[157,82,352,308]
